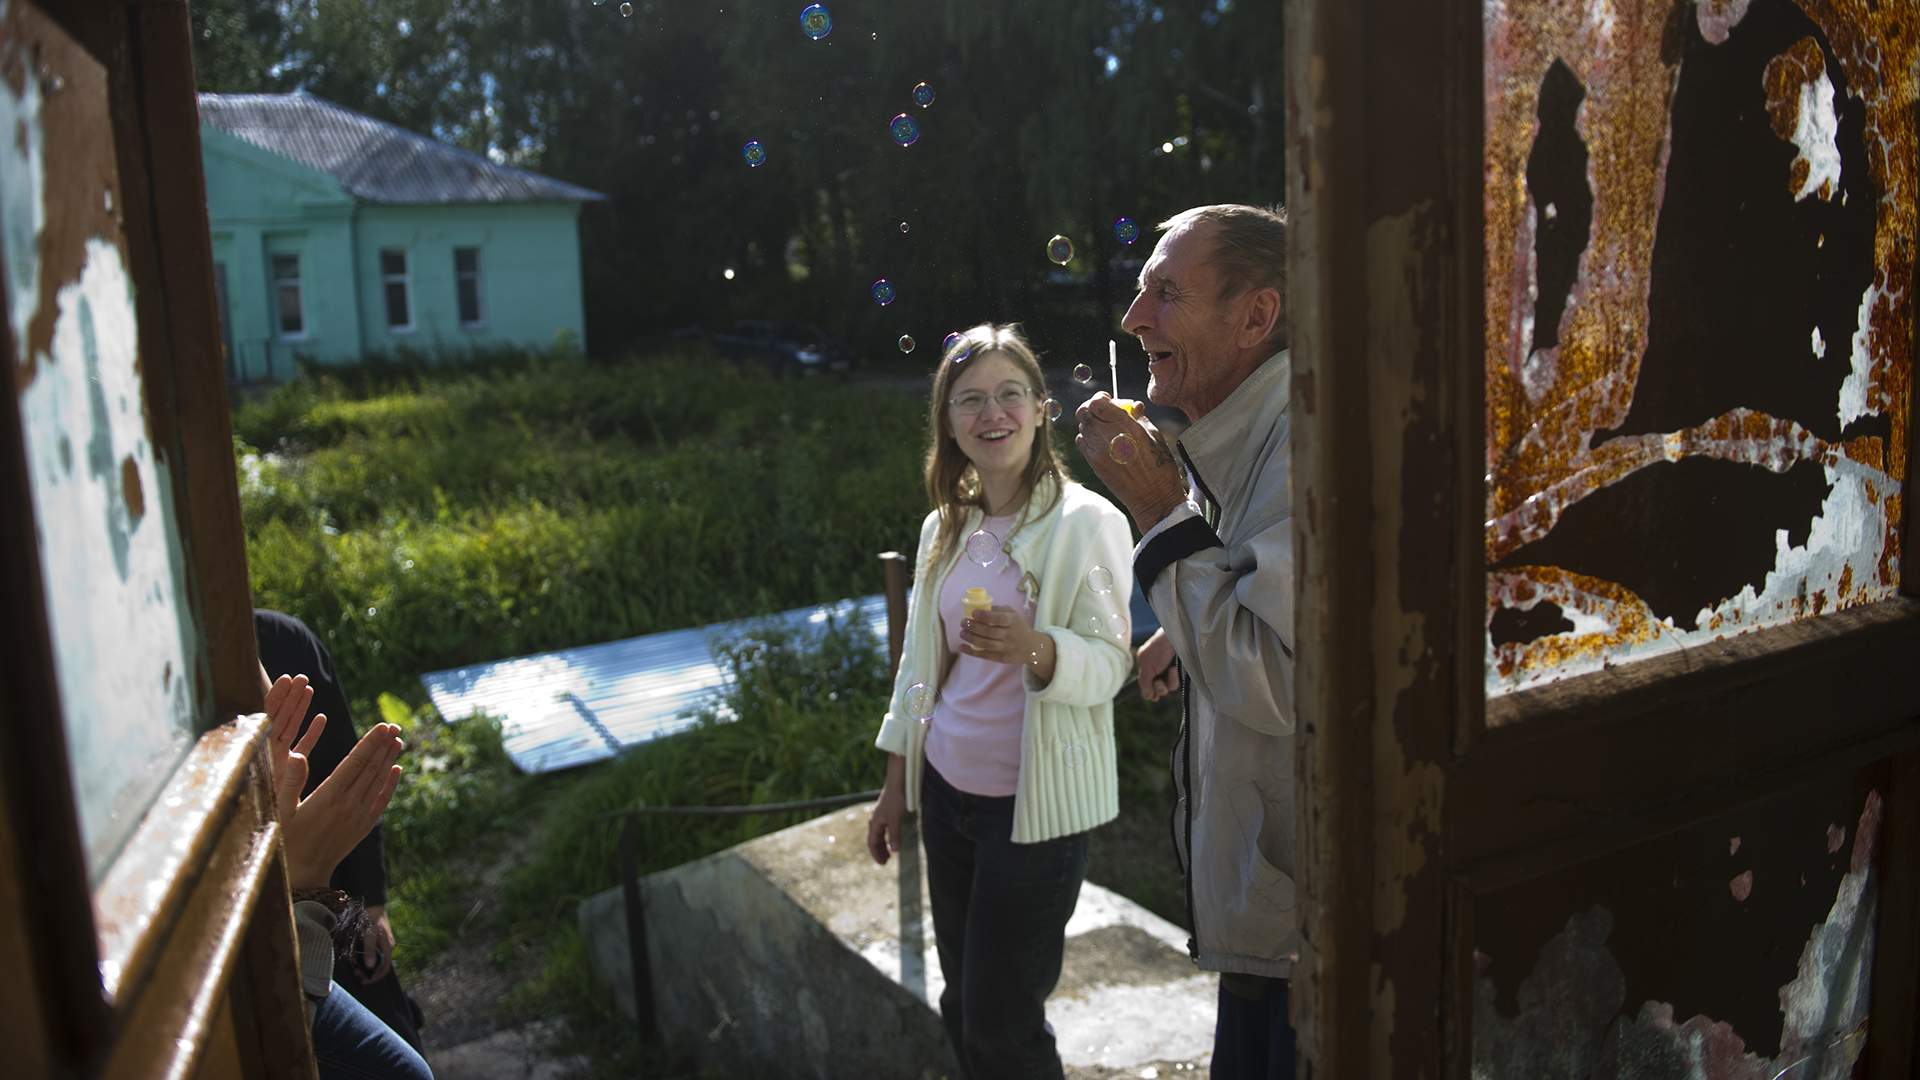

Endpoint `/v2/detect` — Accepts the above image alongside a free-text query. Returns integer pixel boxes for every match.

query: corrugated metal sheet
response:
[421,587,1162,776]
[422,596,890,775]
[197,92,606,206]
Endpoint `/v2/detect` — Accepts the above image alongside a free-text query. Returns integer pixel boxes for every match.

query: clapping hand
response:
[284,722,405,892]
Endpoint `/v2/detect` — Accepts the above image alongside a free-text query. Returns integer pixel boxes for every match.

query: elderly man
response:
[1074,204,1296,1080]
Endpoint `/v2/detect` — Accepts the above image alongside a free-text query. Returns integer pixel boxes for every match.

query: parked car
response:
[709,320,856,375]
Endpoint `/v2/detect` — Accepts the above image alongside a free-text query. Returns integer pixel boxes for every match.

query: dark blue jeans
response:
[1212,973,1297,1079]
[313,980,434,1080]
[920,763,1089,1080]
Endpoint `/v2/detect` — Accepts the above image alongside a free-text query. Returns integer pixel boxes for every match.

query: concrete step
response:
[581,804,1212,1079]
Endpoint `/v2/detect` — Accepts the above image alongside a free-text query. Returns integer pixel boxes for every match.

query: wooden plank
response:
[1288,0,1472,1072]
[1285,0,1375,1070]
[100,776,283,1080]
[0,2,118,1068]
[1864,750,1919,1078]
[124,0,263,720]
[1458,602,1920,872]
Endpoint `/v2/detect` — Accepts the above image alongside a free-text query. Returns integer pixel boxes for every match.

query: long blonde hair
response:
[922,323,1070,575]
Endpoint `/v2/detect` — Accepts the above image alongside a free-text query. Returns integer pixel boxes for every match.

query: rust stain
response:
[120,453,143,520]
[1486,0,1914,695]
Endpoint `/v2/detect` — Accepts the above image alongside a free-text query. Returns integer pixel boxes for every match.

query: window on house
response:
[270,253,303,337]
[381,248,411,330]
[454,247,484,326]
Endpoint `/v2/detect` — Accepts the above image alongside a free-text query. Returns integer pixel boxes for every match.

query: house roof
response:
[197,92,607,206]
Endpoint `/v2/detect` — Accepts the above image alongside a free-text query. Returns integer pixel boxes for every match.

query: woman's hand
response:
[959,606,1046,668]
[867,785,906,866]
[285,722,404,891]
[262,672,326,826]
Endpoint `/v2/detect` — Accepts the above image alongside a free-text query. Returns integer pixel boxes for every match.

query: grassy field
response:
[234,347,1185,1072]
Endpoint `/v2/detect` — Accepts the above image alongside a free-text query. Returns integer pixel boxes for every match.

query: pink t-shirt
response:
[924,514,1038,797]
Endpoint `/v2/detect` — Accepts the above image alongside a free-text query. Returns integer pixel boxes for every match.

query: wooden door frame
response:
[1284,1,1920,1075]
[0,1,314,1076]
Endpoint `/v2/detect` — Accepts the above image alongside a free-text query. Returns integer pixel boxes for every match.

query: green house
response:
[198,92,606,381]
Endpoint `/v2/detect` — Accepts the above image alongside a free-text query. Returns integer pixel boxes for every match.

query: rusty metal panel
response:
[2,0,206,884]
[1484,0,1915,699]
[1470,767,1886,1079]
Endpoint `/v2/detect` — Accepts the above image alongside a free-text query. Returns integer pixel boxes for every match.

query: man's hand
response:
[358,905,396,982]
[285,722,404,891]
[1136,627,1180,702]
[1073,392,1188,533]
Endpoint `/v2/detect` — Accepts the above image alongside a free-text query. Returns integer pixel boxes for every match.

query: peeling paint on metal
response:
[1730,836,1742,855]
[1731,869,1755,901]
[1471,790,1882,1078]
[20,235,198,880]
[1484,0,1914,698]
[1763,38,1842,202]
[1696,0,1754,45]
[1824,824,1844,853]
[0,25,44,370]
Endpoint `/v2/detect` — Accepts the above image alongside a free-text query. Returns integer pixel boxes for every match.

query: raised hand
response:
[285,722,404,891]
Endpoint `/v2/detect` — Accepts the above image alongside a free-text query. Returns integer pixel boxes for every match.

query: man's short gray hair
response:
[1158,203,1289,304]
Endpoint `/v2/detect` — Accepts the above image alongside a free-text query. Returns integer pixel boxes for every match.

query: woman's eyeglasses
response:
[949,385,1038,416]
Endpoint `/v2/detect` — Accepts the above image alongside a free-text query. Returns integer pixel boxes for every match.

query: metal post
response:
[880,551,909,682]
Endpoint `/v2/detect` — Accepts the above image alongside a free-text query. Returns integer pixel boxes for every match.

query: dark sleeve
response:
[255,609,390,906]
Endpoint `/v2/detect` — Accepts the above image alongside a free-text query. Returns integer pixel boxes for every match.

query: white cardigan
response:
[874,478,1135,843]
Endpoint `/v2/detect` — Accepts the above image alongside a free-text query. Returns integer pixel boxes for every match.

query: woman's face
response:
[946,352,1043,480]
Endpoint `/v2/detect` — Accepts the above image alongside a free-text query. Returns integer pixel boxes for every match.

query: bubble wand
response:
[1109,339,1119,401]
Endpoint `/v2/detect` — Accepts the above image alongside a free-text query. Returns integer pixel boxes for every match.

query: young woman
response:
[867,323,1134,1079]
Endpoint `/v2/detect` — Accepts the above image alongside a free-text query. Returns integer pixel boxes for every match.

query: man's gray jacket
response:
[1134,350,1296,978]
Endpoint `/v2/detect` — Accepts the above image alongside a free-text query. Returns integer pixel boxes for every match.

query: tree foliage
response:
[193,0,1283,362]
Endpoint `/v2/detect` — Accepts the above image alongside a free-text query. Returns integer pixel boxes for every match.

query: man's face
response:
[1122,221,1249,422]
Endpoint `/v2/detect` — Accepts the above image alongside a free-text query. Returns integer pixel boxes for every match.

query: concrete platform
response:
[580,805,1213,1079]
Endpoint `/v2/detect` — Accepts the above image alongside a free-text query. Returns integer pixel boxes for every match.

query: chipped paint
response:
[1763,38,1842,202]
[0,24,45,368]
[1731,869,1755,902]
[1485,1,1914,698]
[1472,791,1882,1078]
[20,234,199,881]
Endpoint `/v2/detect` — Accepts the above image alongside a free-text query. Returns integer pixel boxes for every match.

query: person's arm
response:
[1135,507,1294,735]
[874,512,944,757]
[1023,501,1138,706]
[865,753,907,865]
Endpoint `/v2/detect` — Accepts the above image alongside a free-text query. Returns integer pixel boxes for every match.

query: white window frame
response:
[269,252,306,340]
[380,247,413,333]
[454,246,486,329]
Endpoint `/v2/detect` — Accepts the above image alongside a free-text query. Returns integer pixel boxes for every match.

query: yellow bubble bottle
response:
[962,587,994,620]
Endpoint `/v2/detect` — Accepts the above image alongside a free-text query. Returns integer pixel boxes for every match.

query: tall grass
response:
[236,350,931,713]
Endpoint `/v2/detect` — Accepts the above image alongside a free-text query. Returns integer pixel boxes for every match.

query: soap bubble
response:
[889,113,921,147]
[1085,614,1107,638]
[799,3,833,39]
[1108,433,1137,464]
[1114,216,1140,244]
[619,1,633,14]
[1087,566,1114,594]
[1072,363,1094,385]
[943,331,972,364]
[898,334,916,354]
[913,81,936,107]
[1046,234,1074,265]
[904,682,935,722]
[899,221,910,234]
[871,278,897,306]
[741,140,766,168]
[964,529,1001,568]
[1045,398,1062,421]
